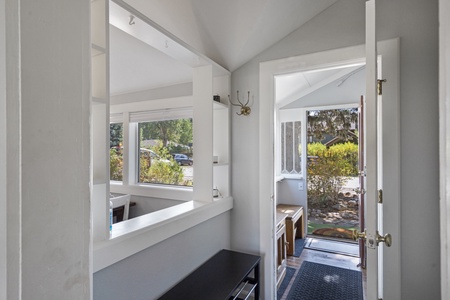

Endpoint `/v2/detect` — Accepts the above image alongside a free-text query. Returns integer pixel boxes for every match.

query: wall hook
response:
[228,91,252,116]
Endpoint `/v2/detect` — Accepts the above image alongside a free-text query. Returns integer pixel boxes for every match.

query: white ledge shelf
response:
[93,196,233,272]
[276,175,304,182]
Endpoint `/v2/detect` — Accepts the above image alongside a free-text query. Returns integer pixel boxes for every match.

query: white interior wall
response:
[93,211,231,299]
[231,0,440,299]
[4,1,92,298]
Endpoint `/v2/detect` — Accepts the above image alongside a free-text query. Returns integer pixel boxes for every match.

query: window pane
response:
[285,122,294,173]
[138,118,193,186]
[281,121,302,175]
[281,123,286,172]
[110,123,123,181]
[294,121,301,174]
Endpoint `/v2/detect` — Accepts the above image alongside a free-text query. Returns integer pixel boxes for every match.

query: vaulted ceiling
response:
[110,0,339,96]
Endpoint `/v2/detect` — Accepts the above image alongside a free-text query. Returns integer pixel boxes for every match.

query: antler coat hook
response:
[228,91,251,116]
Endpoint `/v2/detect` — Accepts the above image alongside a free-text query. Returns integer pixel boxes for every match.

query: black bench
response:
[158,249,261,300]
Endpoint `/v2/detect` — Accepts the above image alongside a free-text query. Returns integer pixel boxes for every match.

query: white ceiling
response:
[277,65,366,109]
[110,25,194,96]
[109,0,339,96]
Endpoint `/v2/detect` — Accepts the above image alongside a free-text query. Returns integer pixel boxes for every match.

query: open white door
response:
[364,1,380,298]
[354,1,395,299]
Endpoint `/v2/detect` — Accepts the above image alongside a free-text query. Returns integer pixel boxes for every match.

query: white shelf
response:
[212,75,230,198]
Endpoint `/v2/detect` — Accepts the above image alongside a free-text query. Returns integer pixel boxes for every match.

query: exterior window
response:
[281,121,301,175]
[138,118,193,186]
[110,122,123,181]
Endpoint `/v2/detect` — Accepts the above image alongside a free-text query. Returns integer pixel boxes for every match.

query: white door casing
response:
[259,38,400,299]
[439,0,450,299]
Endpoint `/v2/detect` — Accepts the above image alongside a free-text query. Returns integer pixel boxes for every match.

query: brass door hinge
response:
[377,79,387,95]
[378,189,383,203]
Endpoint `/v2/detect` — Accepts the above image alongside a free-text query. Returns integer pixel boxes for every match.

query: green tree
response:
[110,123,123,148]
[139,118,192,148]
[177,118,193,147]
[308,108,358,142]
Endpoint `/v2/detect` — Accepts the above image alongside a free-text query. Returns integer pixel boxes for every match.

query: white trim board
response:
[439,0,450,298]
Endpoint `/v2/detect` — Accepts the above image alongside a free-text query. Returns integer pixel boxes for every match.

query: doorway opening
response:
[262,38,400,300]
[306,107,361,255]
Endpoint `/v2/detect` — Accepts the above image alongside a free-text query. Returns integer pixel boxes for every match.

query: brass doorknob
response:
[352,229,366,241]
[376,232,392,247]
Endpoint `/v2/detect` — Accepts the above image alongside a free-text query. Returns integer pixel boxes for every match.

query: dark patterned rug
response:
[286,261,363,300]
[277,267,296,299]
[293,238,305,257]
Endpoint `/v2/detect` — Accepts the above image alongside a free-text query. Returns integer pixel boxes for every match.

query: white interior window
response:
[278,108,304,178]
[280,121,302,175]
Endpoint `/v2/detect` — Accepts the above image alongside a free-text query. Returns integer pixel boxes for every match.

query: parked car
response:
[173,154,193,166]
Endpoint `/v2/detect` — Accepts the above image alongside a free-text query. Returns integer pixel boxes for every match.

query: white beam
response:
[193,65,213,201]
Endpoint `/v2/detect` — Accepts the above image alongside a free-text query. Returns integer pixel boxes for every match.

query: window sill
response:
[276,174,304,182]
[93,196,233,272]
[110,181,193,201]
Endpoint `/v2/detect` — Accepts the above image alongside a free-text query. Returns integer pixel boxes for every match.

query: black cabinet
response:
[158,249,261,300]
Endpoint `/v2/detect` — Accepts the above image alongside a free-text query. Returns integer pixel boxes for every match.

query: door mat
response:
[312,227,354,239]
[286,261,363,300]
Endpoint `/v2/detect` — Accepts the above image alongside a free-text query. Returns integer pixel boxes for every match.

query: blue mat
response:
[293,238,305,257]
[277,267,296,299]
[286,261,363,300]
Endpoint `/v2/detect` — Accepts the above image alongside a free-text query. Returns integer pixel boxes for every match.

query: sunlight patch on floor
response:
[305,237,359,257]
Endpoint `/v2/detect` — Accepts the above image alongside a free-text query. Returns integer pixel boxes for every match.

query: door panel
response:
[358,95,366,269]
[365,0,379,298]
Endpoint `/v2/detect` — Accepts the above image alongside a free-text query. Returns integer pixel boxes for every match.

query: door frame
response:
[439,0,450,298]
[259,38,400,299]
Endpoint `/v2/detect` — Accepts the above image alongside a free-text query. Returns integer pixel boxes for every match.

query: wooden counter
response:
[277,204,305,256]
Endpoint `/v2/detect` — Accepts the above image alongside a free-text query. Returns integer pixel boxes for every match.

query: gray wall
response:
[93,211,231,299]
[0,0,6,298]
[231,0,440,299]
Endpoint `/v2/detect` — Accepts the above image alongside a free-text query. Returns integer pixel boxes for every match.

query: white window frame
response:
[276,108,305,179]
[109,97,194,201]
[133,109,193,186]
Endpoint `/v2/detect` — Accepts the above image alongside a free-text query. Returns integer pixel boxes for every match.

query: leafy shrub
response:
[139,143,187,186]
[140,159,185,185]
[307,142,358,206]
